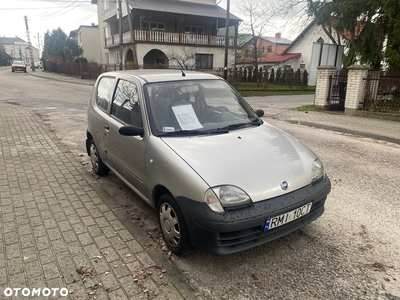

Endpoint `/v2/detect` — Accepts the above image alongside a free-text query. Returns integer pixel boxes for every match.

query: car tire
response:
[89,140,109,176]
[12,70,15,72]
[158,194,191,256]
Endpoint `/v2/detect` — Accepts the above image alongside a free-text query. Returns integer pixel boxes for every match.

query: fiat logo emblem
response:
[281,180,288,190]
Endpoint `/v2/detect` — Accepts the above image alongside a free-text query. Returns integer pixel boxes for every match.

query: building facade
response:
[237,33,292,64]
[91,0,241,69]
[69,25,102,63]
[0,37,40,64]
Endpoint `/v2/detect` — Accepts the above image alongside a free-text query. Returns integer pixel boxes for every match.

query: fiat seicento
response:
[86,70,331,255]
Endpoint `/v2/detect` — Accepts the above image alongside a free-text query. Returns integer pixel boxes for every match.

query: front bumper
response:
[176,175,331,255]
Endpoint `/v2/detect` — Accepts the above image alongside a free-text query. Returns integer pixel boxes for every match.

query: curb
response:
[282,119,400,145]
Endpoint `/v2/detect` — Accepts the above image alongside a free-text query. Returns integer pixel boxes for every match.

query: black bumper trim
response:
[175,176,331,255]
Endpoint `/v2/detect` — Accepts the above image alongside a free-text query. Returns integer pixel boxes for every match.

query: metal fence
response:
[219,68,310,91]
[362,71,400,113]
[42,62,310,91]
[327,69,348,112]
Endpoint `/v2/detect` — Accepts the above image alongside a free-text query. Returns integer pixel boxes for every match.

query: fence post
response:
[344,65,370,115]
[315,65,336,110]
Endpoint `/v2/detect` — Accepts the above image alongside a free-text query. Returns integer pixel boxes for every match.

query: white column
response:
[345,65,370,115]
[315,65,336,110]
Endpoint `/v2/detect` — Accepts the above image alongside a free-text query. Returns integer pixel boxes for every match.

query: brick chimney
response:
[275,32,281,39]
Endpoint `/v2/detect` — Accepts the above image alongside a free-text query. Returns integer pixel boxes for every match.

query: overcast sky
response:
[0,0,98,50]
[0,0,305,51]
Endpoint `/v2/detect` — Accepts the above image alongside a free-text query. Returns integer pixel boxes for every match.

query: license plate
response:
[264,202,312,231]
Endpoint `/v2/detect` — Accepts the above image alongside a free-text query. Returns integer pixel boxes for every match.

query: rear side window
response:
[96,77,115,111]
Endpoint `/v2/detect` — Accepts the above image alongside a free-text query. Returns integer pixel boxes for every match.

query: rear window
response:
[96,77,115,112]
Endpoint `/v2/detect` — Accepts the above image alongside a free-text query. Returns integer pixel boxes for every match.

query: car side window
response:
[96,77,115,111]
[111,80,143,128]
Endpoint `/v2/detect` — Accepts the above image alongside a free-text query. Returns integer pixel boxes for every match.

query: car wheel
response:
[158,194,190,255]
[12,70,15,72]
[89,140,109,176]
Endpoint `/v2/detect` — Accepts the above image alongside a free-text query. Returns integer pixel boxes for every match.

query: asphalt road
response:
[1,67,399,300]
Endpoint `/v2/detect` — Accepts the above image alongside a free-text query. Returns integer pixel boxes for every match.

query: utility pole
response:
[223,0,230,80]
[125,0,138,69]
[24,16,35,72]
[37,32,41,55]
[118,0,123,70]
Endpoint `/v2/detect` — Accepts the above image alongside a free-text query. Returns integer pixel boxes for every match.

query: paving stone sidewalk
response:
[0,103,202,300]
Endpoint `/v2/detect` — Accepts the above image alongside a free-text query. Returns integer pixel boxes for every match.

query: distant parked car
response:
[86,70,331,255]
[11,61,27,73]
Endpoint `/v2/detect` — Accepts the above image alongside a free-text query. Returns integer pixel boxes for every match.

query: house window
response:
[141,21,165,31]
[267,46,272,53]
[184,26,204,34]
[151,22,165,31]
[104,27,109,38]
[196,54,213,69]
[105,53,109,64]
[103,0,107,11]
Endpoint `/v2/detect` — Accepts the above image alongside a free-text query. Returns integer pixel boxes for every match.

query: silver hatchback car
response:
[86,70,331,255]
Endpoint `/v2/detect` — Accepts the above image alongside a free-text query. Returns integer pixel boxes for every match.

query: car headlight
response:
[205,185,252,213]
[312,158,325,183]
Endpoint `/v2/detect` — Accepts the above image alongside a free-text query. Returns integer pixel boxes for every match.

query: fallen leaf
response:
[126,253,132,257]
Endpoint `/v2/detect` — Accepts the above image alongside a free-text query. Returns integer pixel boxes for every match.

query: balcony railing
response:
[105,29,236,48]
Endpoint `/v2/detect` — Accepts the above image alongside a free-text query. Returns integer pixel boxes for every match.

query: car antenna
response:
[178,63,186,77]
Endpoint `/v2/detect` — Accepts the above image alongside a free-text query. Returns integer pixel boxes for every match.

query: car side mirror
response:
[119,125,144,137]
[255,109,264,118]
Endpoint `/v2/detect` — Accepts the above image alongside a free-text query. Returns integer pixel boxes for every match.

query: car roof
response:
[100,69,221,84]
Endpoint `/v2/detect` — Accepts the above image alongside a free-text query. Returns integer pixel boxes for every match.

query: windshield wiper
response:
[216,120,261,132]
[157,129,228,137]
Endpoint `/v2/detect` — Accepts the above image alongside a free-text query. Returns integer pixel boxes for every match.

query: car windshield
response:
[144,79,260,136]
[13,61,25,65]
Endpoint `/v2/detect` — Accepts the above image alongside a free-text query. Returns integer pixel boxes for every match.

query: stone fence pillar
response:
[345,65,370,115]
[315,65,336,110]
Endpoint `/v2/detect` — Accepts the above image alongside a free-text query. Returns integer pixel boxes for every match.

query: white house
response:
[69,24,102,64]
[235,20,345,85]
[282,20,344,85]
[90,0,241,70]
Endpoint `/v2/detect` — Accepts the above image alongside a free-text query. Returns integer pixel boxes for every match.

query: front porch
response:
[104,30,236,48]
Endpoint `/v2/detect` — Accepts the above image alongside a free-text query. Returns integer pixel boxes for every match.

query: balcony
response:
[104,30,236,48]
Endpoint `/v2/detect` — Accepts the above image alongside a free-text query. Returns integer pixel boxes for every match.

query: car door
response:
[90,75,116,166]
[103,78,148,200]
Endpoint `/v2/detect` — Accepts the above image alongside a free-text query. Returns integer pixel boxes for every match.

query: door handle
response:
[104,124,109,132]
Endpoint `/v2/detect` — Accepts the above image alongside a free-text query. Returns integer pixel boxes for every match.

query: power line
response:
[0,6,92,10]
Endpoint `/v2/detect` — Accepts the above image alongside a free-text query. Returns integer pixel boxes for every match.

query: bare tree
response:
[167,47,197,70]
[235,0,278,77]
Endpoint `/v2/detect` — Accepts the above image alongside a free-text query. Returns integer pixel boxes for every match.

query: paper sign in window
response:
[171,105,203,130]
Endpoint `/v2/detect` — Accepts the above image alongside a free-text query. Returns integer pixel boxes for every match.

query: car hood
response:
[161,123,317,202]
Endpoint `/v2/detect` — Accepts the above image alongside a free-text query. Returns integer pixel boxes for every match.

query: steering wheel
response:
[202,106,229,122]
